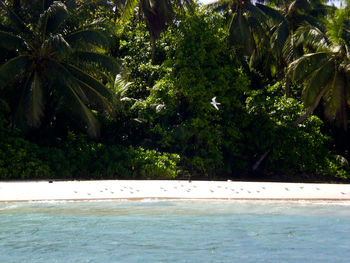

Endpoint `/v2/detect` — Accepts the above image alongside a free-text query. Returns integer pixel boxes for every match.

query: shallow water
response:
[0,200,350,263]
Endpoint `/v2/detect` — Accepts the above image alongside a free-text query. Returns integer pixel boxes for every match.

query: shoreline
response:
[1,180,350,202]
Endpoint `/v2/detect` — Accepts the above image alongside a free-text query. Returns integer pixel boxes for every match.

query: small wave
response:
[0,204,19,211]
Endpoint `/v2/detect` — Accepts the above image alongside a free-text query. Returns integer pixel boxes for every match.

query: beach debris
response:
[211,97,221,110]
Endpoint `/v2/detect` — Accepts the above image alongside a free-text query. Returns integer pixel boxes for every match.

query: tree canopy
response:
[1,0,350,181]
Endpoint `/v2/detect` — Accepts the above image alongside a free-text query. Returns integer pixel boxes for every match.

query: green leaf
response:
[45,59,100,137]
[288,52,331,82]
[0,55,30,88]
[36,1,68,36]
[64,63,113,112]
[122,0,139,22]
[41,34,71,57]
[271,21,289,53]
[0,1,30,35]
[65,29,110,49]
[302,59,334,106]
[71,51,120,75]
[256,3,285,24]
[0,31,27,51]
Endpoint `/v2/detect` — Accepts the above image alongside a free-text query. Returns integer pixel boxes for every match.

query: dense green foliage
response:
[0,116,179,180]
[0,0,350,182]
[135,11,250,177]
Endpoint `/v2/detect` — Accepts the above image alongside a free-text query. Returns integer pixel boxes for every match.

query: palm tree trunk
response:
[151,36,156,63]
[252,150,270,171]
[252,84,329,171]
[285,77,290,98]
[13,0,20,15]
[292,84,328,127]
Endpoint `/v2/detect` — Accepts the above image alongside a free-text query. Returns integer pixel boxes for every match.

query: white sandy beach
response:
[1,180,350,202]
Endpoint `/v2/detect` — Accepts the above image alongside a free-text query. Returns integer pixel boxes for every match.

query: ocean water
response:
[0,200,350,263]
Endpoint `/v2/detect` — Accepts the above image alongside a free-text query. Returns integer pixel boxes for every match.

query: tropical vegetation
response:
[0,0,350,182]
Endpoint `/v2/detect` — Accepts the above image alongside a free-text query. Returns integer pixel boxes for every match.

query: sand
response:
[1,180,350,202]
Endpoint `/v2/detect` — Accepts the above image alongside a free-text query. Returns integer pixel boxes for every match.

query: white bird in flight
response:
[211,97,221,110]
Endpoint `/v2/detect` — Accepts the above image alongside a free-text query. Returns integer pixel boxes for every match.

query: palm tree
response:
[0,0,119,137]
[122,0,194,62]
[255,0,332,95]
[208,0,269,63]
[288,8,350,130]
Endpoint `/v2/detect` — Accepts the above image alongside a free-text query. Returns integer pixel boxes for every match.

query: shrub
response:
[244,82,348,179]
[135,10,250,178]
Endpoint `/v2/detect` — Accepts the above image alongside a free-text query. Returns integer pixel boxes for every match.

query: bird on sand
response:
[211,97,221,110]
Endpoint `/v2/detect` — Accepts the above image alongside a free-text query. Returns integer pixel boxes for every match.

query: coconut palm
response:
[254,0,331,96]
[288,8,350,130]
[122,0,194,62]
[259,0,329,64]
[208,0,269,61]
[0,0,119,137]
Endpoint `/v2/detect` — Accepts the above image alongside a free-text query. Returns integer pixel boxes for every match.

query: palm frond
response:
[229,13,254,54]
[45,58,89,102]
[271,21,289,53]
[45,58,100,136]
[206,0,229,13]
[0,1,30,35]
[65,83,100,137]
[114,74,133,98]
[64,62,114,112]
[302,59,334,106]
[295,24,329,51]
[256,3,285,24]
[245,2,268,24]
[42,34,71,57]
[36,1,68,36]
[0,30,27,51]
[323,71,345,122]
[282,35,294,64]
[288,52,331,82]
[122,0,139,22]
[65,29,110,49]
[71,51,120,75]
[0,55,30,88]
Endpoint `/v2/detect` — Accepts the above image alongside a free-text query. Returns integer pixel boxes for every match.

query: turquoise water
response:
[0,200,350,263]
